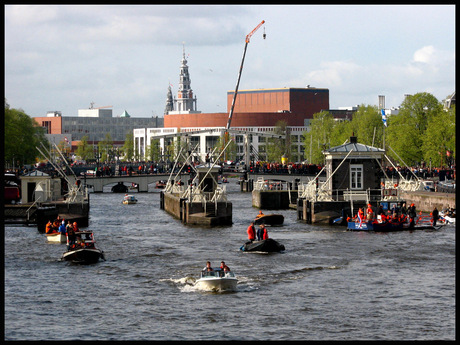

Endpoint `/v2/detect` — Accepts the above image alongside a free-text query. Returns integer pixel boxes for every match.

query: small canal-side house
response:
[160,161,232,226]
[297,136,398,224]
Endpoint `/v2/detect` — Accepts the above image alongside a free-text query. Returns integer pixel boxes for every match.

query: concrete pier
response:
[160,191,232,226]
[252,190,297,209]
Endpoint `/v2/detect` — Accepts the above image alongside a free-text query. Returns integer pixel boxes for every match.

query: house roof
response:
[120,110,131,118]
[323,136,385,156]
[324,142,385,154]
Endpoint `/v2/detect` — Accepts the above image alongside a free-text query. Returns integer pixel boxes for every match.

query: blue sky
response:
[5,4,455,118]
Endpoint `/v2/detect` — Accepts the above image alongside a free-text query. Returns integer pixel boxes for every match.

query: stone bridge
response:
[80,174,182,193]
[80,172,320,193]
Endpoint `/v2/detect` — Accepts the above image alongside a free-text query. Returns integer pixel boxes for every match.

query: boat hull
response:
[347,221,440,231]
[254,214,284,226]
[62,248,104,264]
[46,233,67,243]
[240,238,285,252]
[195,276,238,292]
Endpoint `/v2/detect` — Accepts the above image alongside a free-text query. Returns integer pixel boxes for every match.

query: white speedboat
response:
[46,232,67,243]
[122,195,138,204]
[195,269,238,292]
[439,211,456,224]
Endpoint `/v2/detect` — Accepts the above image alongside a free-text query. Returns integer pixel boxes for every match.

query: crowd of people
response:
[45,217,92,250]
[347,202,444,228]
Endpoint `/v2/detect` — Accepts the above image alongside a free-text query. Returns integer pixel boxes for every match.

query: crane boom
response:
[226,20,265,131]
[246,20,265,43]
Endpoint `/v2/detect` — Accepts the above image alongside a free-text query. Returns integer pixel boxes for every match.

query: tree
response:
[146,138,161,162]
[266,120,289,162]
[398,92,443,134]
[122,133,134,162]
[349,104,384,147]
[98,133,113,162]
[302,111,335,164]
[75,135,94,161]
[386,92,444,164]
[215,132,237,162]
[4,100,48,167]
[422,105,456,167]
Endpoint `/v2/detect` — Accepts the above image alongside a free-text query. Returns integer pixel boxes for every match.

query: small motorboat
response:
[195,269,238,292]
[156,180,167,189]
[61,231,105,264]
[46,232,67,243]
[439,210,455,224]
[347,219,443,232]
[122,194,138,204]
[254,214,284,226]
[240,238,285,252]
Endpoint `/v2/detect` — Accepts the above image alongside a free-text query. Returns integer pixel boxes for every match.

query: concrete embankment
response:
[399,190,456,212]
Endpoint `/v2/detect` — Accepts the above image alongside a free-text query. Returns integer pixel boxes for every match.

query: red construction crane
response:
[226,20,265,131]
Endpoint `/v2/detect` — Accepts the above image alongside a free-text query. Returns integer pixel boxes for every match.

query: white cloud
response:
[412,45,436,64]
[4,5,455,117]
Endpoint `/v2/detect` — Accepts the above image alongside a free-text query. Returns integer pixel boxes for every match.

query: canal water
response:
[4,178,455,340]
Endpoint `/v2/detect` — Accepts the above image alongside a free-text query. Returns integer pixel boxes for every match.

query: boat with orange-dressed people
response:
[347,203,444,231]
[253,210,284,226]
[61,231,105,264]
[45,218,67,243]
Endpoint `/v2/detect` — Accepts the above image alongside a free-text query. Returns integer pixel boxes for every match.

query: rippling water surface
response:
[4,178,455,340]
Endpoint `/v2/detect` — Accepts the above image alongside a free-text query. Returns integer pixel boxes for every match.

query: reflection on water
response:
[4,178,456,340]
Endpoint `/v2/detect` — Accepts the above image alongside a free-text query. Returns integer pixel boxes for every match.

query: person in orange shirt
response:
[255,210,265,219]
[247,222,256,242]
[366,204,374,220]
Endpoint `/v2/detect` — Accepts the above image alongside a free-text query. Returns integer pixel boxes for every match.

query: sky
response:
[5,4,456,119]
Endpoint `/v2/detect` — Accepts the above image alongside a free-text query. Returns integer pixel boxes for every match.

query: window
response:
[350,164,363,190]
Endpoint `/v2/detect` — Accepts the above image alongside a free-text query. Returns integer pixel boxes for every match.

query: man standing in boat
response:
[431,206,439,226]
[258,224,269,241]
[408,203,417,228]
[247,222,256,242]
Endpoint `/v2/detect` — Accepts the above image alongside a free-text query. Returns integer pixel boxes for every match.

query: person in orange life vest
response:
[220,261,230,272]
[380,213,387,223]
[247,222,256,242]
[45,220,55,234]
[366,204,374,220]
[259,224,269,240]
[255,210,264,219]
[53,217,61,230]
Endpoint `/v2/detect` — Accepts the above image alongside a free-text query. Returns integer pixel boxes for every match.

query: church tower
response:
[164,84,174,115]
[166,45,201,115]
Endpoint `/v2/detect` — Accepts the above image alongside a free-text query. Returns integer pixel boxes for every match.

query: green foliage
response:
[266,120,288,162]
[122,133,134,161]
[301,92,454,167]
[146,138,162,162]
[98,133,114,162]
[422,105,456,166]
[215,132,237,162]
[385,92,447,165]
[4,100,49,167]
[75,135,94,161]
[302,111,335,164]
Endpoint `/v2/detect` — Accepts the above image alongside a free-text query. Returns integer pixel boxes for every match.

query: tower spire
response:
[165,45,201,115]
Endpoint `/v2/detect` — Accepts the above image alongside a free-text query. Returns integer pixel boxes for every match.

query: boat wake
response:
[162,275,256,293]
